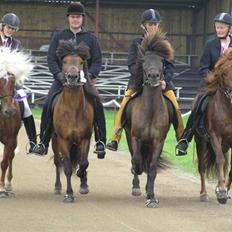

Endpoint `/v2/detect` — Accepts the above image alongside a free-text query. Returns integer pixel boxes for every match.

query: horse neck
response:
[141,86,164,113]
[62,86,86,109]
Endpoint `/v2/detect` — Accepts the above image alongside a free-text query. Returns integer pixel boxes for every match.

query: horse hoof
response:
[200,193,209,202]
[215,188,228,204]
[132,188,141,196]
[54,189,62,195]
[5,183,13,192]
[79,187,89,195]
[145,199,159,208]
[63,194,74,203]
[97,153,105,159]
[0,191,9,198]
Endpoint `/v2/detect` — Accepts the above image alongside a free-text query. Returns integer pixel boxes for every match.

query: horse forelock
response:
[200,48,232,96]
[56,40,90,61]
[0,46,33,83]
[140,29,174,60]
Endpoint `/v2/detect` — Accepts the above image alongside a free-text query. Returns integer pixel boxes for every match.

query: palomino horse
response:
[123,31,174,208]
[52,41,95,203]
[0,47,33,197]
[195,48,232,204]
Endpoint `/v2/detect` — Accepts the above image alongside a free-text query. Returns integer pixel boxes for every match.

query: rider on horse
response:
[106,9,184,151]
[0,13,37,153]
[32,2,106,157]
[176,12,232,156]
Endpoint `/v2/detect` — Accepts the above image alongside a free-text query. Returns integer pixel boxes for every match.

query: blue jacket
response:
[199,36,232,78]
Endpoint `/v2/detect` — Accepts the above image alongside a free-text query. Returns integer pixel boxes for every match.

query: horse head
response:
[0,73,17,117]
[136,30,174,88]
[56,40,90,87]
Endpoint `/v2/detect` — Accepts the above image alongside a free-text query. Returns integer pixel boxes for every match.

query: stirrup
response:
[175,139,188,156]
[26,141,36,154]
[94,140,105,153]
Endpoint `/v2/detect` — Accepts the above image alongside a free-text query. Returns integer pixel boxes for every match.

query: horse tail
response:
[141,145,170,173]
[204,142,228,178]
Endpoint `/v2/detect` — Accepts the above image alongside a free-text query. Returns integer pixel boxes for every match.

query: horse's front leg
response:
[76,139,90,195]
[145,142,163,208]
[131,136,143,175]
[0,140,16,198]
[52,137,62,195]
[57,138,74,203]
[211,133,228,204]
[5,151,16,192]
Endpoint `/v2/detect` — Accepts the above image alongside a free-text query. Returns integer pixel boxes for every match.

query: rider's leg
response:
[32,80,63,155]
[163,90,184,141]
[93,98,107,158]
[106,88,135,151]
[175,95,205,156]
[20,93,37,153]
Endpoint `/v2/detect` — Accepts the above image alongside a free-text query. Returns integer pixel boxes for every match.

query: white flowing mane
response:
[0,46,34,83]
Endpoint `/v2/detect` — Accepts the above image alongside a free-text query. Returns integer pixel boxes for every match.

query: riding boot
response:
[106,88,135,151]
[23,115,37,153]
[32,105,53,156]
[93,98,106,159]
[175,111,197,156]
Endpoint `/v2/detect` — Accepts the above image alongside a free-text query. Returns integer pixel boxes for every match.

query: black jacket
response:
[0,35,22,50]
[127,36,175,90]
[47,28,102,80]
[199,36,232,78]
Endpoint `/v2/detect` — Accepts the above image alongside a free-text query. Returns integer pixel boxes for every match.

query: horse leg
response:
[5,151,15,192]
[131,136,143,175]
[0,141,16,198]
[195,135,209,202]
[145,143,162,208]
[76,139,90,195]
[52,138,62,195]
[210,134,228,204]
[131,173,141,196]
[63,156,74,203]
[226,150,232,192]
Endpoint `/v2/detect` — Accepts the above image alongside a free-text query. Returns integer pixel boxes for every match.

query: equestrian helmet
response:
[2,13,20,30]
[142,9,161,24]
[67,2,85,16]
[214,12,232,25]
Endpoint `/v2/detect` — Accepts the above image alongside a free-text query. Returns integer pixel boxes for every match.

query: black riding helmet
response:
[214,12,232,25]
[141,9,161,24]
[67,2,85,16]
[1,13,20,31]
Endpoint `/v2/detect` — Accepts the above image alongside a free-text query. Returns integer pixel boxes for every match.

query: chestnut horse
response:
[123,31,174,208]
[0,47,33,197]
[195,48,232,204]
[52,41,95,203]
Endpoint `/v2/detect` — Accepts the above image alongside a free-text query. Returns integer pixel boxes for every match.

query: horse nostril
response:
[156,74,160,78]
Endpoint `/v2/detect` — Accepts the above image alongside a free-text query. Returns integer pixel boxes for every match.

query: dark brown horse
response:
[52,41,95,203]
[0,47,32,198]
[195,48,232,204]
[0,74,21,198]
[124,31,174,208]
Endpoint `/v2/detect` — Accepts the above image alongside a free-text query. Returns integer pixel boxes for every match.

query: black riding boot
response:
[23,115,37,153]
[175,111,197,156]
[32,108,53,156]
[93,99,106,159]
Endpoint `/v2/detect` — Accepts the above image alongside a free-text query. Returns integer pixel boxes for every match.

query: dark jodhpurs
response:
[40,80,106,147]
